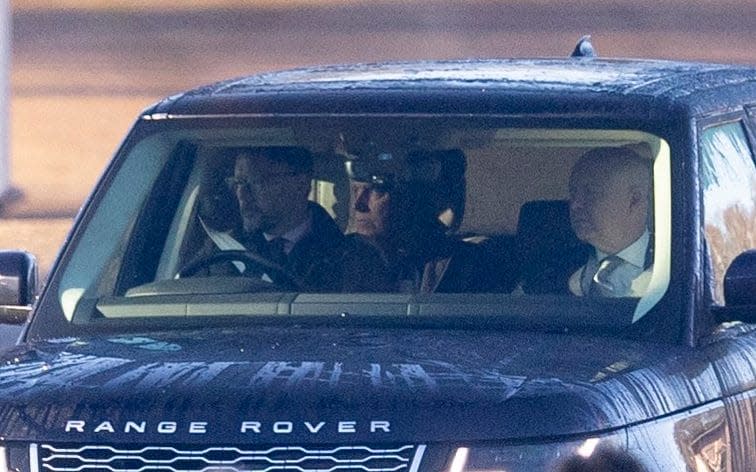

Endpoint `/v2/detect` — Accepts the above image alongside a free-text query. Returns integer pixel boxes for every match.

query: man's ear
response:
[627,185,648,215]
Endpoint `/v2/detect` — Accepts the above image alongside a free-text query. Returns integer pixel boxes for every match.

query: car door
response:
[698,113,756,471]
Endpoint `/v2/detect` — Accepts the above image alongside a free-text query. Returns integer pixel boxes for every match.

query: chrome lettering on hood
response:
[65,420,391,435]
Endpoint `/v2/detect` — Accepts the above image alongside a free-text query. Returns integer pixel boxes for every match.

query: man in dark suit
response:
[194,146,389,292]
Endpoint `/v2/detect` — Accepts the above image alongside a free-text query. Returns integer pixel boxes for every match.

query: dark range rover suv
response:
[0,42,754,471]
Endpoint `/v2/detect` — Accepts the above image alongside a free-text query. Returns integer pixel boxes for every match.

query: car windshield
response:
[51,115,671,334]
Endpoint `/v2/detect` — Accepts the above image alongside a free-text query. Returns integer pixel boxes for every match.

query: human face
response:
[568,158,642,254]
[349,181,392,240]
[230,154,309,234]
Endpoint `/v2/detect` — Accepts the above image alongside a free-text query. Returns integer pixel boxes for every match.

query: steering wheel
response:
[178,250,302,291]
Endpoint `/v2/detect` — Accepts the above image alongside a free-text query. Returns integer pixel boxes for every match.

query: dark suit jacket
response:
[421,240,508,293]
[187,203,391,292]
[421,237,515,293]
[281,203,390,292]
[349,227,515,294]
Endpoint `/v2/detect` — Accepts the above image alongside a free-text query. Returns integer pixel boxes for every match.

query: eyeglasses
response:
[225,172,298,192]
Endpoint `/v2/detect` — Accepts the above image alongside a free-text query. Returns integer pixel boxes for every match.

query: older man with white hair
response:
[568,146,653,297]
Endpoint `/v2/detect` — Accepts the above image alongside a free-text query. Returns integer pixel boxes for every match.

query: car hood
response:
[0,326,717,444]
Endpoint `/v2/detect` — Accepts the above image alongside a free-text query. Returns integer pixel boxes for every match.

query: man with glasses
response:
[197,146,389,292]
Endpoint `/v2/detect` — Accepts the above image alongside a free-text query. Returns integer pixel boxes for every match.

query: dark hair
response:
[235,146,314,174]
[405,149,467,226]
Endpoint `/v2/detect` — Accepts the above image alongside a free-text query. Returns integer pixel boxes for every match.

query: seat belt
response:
[198,217,247,274]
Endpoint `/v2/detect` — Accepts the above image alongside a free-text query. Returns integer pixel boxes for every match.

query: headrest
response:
[517,200,572,240]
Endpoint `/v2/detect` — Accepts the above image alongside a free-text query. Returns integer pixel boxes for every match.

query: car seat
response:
[516,200,590,294]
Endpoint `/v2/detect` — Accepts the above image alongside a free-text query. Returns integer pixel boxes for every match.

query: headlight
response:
[0,445,8,472]
[444,435,643,471]
[0,442,31,472]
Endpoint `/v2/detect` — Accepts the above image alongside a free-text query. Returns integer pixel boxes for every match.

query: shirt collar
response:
[263,210,313,254]
[596,229,650,268]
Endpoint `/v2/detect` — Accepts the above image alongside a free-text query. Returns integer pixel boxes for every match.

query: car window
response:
[51,118,671,334]
[700,121,756,305]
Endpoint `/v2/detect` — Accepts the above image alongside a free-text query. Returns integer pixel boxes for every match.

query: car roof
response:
[149,58,756,118]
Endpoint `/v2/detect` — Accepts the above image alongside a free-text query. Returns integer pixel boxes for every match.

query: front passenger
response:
[346,148,514,293]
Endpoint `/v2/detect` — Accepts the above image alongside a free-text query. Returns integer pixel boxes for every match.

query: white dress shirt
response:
[569,230,653,297]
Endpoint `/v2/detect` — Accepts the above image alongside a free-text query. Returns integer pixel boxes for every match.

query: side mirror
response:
[720,249,756,323]
[0,250,38,325]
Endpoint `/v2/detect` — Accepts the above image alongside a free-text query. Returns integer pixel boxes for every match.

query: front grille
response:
[37,443,426,472]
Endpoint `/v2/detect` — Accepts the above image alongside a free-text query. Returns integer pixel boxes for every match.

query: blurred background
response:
[2,0,756,278]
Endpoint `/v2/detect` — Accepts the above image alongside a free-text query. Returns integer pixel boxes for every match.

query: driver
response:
[192,146,389,292]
